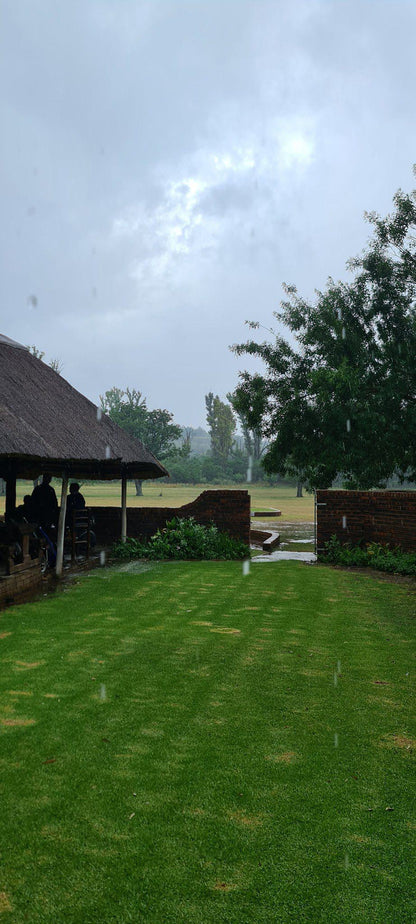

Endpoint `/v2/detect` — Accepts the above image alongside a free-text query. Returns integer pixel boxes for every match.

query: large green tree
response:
[231,179,416,489]
[100,387,182,494]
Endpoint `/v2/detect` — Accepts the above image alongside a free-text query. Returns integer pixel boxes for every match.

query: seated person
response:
[31,474,59,531]
[15,495,36,523]
[15,497,41,558]
[66,482,86,528]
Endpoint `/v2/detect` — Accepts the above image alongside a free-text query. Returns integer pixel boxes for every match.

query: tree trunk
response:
[296,481,303,498]
[134,479,143,496]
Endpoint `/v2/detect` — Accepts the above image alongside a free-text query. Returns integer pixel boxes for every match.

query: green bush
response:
[320,535,416,576]
[112,517,249,561]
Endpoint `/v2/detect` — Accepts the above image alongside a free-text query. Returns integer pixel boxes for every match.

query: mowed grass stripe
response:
[0,562,414,923]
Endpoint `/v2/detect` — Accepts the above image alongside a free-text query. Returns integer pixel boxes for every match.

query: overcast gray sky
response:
[1,0,415,427]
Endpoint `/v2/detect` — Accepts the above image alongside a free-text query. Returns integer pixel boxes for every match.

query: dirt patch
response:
[14,661,44,670]
[1,717,36,727]
[212,882,238,892]
[381,734,416,751]
[190,621,212,626]
[266,751,297,764]
[0,632,12,640]
[228,810,264,828]
[209,627,241,635]
[0,893,12,913]
[348,834,386,847]
[8,690,32,697]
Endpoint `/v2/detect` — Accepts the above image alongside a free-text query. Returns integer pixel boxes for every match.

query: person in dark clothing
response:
[66,482,86,527]
[15,495,35,523]
[10,496,40,560]
[31,474,59,531]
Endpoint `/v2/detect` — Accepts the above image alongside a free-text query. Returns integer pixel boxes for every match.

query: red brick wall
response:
[92,490,251,547]
[316,490,416,552]
[0,567,42,609]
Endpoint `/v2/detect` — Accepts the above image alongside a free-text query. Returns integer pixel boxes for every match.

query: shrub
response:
[112,517,249,561]
[111,537,144,560]
[320,535,416,576]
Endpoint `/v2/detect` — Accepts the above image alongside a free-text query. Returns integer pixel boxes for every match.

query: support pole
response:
[121,475,127,543]
[56,473,69,577]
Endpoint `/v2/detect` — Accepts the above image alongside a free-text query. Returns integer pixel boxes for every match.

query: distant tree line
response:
[98,386,279,487]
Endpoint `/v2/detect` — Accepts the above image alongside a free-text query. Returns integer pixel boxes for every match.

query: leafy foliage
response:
[227,383,267,461]
[231,175,416,488]
[321,535,416,575]
[100,387,182,460]
[163,450,270,484]
[205,392,236,462]
[112,517,249,561]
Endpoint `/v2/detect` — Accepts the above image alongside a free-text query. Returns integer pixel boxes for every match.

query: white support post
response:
[121,475,127,543]
[56,473,69,577]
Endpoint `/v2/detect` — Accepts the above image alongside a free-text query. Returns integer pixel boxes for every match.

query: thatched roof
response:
[0,335,168,480]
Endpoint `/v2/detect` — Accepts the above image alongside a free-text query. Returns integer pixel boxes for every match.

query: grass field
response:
[1,481,314,524]
[0,561,414,922]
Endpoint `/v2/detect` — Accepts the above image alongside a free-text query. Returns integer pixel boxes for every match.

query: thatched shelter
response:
[0,333,168,573]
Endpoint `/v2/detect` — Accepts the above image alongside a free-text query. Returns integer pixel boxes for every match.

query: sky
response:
[1,0,415,428]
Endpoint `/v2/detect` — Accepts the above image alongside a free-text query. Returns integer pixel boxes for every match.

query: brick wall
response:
[0,567,42,609]
[93,489,251,547]
[316,490,416,552]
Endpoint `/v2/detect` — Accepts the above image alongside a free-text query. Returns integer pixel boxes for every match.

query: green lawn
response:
[1,480,314,523]
[0,562,415,923]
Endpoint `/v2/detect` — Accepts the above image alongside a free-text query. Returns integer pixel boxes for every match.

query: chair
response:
[69,508,95,562]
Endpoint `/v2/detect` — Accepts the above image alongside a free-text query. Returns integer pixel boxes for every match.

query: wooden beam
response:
[121,475,127,543]
[55,473,69,577]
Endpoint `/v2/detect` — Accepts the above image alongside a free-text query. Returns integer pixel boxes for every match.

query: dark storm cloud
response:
[0,0,415,425]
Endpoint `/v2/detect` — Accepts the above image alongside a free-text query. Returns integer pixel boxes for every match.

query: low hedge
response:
[112,516,249,561]
[320,535,416,576]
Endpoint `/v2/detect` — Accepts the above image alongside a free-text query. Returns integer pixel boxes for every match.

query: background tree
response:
[227,387,267,462]
[231,177,416,489]
[101,387,182,495]
[181,428,192,456]
[205,393,236,463]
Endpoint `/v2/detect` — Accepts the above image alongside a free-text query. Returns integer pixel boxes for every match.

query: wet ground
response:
[251,519,316,562]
